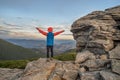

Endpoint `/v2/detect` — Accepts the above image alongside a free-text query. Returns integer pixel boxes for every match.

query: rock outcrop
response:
[0,68,23,80]
[12,58,112,80]
[70,5,120,80]
[71,5,120,54]
[14,58,79,80]
[14,52,119,80]
[109,45,120,75]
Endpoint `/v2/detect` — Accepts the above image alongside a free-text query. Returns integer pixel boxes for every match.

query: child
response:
[36,27,64,59]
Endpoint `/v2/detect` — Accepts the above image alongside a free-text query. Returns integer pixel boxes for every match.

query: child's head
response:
[48,27,53,32]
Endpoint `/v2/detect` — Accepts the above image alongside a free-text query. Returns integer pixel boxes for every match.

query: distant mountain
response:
[6,39,76,54]
[6,39,46,49]
[0,39,44,60]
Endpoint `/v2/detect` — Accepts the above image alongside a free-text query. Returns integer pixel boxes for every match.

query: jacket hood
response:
[48,27,53,32]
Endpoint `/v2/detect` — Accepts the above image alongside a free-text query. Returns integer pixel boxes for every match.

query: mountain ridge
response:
[0,39,43,60]
[6,39,76,54]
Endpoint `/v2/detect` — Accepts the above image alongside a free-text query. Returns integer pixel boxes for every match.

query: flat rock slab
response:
[109,45,120,59]
[0,68,23,80]
[80,71,100,80]
[100,71,120,80]
[112,59,120,74]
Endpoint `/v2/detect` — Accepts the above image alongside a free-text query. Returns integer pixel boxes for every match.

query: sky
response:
[0,0,120,40]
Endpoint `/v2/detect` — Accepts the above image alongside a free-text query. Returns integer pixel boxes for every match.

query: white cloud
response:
[0,17,73,39]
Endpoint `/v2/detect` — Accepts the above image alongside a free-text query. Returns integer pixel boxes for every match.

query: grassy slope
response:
[0,39,43,60]
[53,49,76,61]
[0,58,38,69]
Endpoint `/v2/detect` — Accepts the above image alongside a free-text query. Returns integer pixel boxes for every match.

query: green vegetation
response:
[53,49,76,61]
[0,58,39,69]
[0,39,43,60]
[0,60,28,69]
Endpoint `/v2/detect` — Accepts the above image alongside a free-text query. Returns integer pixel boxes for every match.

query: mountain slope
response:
[54,49,76,61]
[0,39,43,60]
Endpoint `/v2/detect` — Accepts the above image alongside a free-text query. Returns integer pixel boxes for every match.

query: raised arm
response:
[36,27,47,36]
[54,30,64,36]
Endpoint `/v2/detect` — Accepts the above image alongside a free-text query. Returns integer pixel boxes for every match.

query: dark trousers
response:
[47,46,53,58]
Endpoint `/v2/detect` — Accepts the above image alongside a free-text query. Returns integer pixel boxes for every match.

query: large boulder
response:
[53,61,79,80]
[105,6,120,24]
[62,70,78,80]
[71,6,120,54]
[109,45,120,59]
[75,50,96,64]
[100,71,120,80]
[111,59,120,74]
[0,68,23,80]
[16,58,79,80]
[109,45,120,74]
[81,59,111,71]
[71,5,120,80]
[80,71,101,80]
[17,58,57,80]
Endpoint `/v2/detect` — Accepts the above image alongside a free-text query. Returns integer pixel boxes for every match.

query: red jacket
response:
[36,27,64,36]
[36,27,64,46]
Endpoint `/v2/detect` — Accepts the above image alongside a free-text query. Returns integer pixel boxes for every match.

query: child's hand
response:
[36,27,39,30]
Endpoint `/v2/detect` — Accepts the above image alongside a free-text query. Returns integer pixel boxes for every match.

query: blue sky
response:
[0,0,120,39]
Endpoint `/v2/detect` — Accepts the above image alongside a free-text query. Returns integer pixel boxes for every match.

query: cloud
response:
[0,26,16,39]
[0,26,10,33]
[8,31,47,39]
[0,17,73,39]
[62,34,72,35]
[55,34,73,40]
[0,30,11,35]
[2,21,23,28]
[0,25,3,27]
[16,17,23,19]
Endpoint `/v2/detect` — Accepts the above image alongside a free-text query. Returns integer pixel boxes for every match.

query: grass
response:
[53,49,76,61]
[0,58,39,69]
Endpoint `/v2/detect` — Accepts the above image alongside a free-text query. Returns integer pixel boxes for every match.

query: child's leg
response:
[50,46,53,57]
[47,46,49,58]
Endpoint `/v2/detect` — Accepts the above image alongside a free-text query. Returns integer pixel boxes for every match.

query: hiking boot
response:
[50,58,53,60]
[46,58,50,62]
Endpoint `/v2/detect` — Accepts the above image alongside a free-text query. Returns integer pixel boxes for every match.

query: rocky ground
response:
[1,47,119,80]
[0,68,23,80]
[0,5,120,80]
